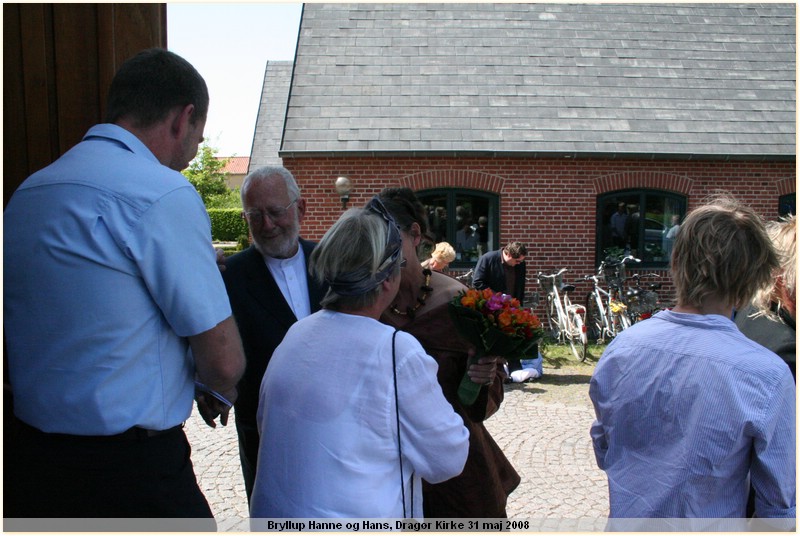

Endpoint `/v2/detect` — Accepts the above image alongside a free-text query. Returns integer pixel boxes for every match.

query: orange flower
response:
[497,310,513,328]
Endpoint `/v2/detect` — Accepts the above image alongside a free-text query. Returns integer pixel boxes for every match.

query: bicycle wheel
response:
[562,294,586,362]
[619,311,632,331]
[567,310,587,362]
[546,294,561,340]
[585,293,604,343]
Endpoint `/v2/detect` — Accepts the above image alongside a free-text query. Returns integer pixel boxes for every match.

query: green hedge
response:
[208,208,249,241]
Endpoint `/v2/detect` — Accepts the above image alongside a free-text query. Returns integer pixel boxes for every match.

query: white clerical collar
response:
[263,246,311,320]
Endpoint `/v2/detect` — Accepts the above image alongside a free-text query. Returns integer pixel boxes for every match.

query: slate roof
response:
[273,3,795,160]
[250,61,293,170]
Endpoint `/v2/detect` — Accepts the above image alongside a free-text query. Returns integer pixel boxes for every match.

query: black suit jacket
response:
[222,240,327,426]
[472,249,527,306]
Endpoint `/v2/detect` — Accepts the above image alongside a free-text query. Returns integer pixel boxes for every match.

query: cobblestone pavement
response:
[185,359,610,531]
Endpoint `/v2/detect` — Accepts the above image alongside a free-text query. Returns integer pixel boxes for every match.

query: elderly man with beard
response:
[221,166,327,502]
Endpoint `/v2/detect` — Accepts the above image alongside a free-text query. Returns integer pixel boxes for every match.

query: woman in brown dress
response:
[377,188,520,518]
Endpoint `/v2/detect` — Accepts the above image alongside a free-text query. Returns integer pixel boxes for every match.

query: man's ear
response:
[295,197,307,223]
[409,222,422,247]
[170,104,195,139]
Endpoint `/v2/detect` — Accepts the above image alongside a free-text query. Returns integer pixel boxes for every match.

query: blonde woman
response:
[421,241,456,272]
[735,214,796,379]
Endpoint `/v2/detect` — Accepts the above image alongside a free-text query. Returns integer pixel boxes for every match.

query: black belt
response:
[15,419,183,442]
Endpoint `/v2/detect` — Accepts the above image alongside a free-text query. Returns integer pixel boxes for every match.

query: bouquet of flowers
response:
[449,289,544,405]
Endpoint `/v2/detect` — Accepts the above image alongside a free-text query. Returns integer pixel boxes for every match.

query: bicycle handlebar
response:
[537,267,569,279]
[598,255,640,273]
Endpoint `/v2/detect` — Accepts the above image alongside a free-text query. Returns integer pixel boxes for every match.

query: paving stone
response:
[185,361,610,528]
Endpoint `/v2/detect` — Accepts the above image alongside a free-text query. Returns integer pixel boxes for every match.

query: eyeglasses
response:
[243,199,297,223]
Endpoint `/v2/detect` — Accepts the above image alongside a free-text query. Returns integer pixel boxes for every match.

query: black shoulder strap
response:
[391,329,413,518]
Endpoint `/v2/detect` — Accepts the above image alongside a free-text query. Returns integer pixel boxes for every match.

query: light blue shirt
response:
[590,310,795,519]
[4,124,232,435]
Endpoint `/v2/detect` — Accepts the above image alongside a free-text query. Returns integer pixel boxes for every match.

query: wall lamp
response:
[335,176,353,210]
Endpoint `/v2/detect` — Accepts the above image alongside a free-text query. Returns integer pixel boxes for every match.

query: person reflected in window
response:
[610,202,629,249]
[662,214,681,257]
[626,204,640,255]
[476,216,489,256]
[456,220,478,258]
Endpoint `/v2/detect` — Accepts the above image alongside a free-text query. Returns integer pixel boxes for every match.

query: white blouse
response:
[250,310,469,518]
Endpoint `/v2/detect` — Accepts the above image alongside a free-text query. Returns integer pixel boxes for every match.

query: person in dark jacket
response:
[472,241,528,304]
[221,166,327,502]
[472,241,529,373]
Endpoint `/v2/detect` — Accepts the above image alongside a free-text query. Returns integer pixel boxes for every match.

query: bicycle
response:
[454,268,474,288]
[584,273,616,344]
[537,268,587,361]
[623,272,663,324]
[584,256,639,343]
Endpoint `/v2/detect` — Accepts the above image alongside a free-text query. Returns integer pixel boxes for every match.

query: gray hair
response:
[240,166,300,203]
[310,207,403,311]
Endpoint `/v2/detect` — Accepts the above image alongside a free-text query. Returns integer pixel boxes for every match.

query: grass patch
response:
[540,340,607,371]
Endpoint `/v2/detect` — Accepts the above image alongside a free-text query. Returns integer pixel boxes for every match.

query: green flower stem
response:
[457,354,483,406]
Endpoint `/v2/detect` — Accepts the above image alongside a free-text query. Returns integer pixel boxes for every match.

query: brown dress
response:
[396,301,521,518]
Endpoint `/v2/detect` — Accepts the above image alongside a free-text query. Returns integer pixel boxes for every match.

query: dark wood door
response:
[3,3,166,206]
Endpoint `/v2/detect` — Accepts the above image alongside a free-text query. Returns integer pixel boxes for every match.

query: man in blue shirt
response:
[590,196,795,529]
[4,49,245,521]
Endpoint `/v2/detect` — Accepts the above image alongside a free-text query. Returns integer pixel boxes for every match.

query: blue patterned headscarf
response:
[325,196,404,296]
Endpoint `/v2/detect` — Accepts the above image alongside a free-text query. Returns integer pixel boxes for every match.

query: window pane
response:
[640,195,675,262]
[598,190,686,267]
[779,194,796,216]
[599,194,638,261]
[423,194,448,245]
[418,189,498,267]
[455,194,489,262]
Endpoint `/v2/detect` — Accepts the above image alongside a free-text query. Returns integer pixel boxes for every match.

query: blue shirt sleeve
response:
[751,370,796,518]
[126,185,232,337]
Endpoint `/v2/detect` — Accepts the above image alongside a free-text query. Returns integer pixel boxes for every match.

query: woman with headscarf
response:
[249,197,469,520]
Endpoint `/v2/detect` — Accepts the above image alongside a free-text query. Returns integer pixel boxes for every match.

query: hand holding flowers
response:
[449,289,544,405]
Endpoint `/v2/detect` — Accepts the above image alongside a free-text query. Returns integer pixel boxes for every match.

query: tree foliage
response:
[182,142,231,205]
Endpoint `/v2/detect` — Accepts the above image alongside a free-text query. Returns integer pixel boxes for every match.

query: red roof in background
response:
[218,156,250,174]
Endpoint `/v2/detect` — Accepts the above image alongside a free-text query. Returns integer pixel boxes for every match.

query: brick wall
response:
[284,155,795,314]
